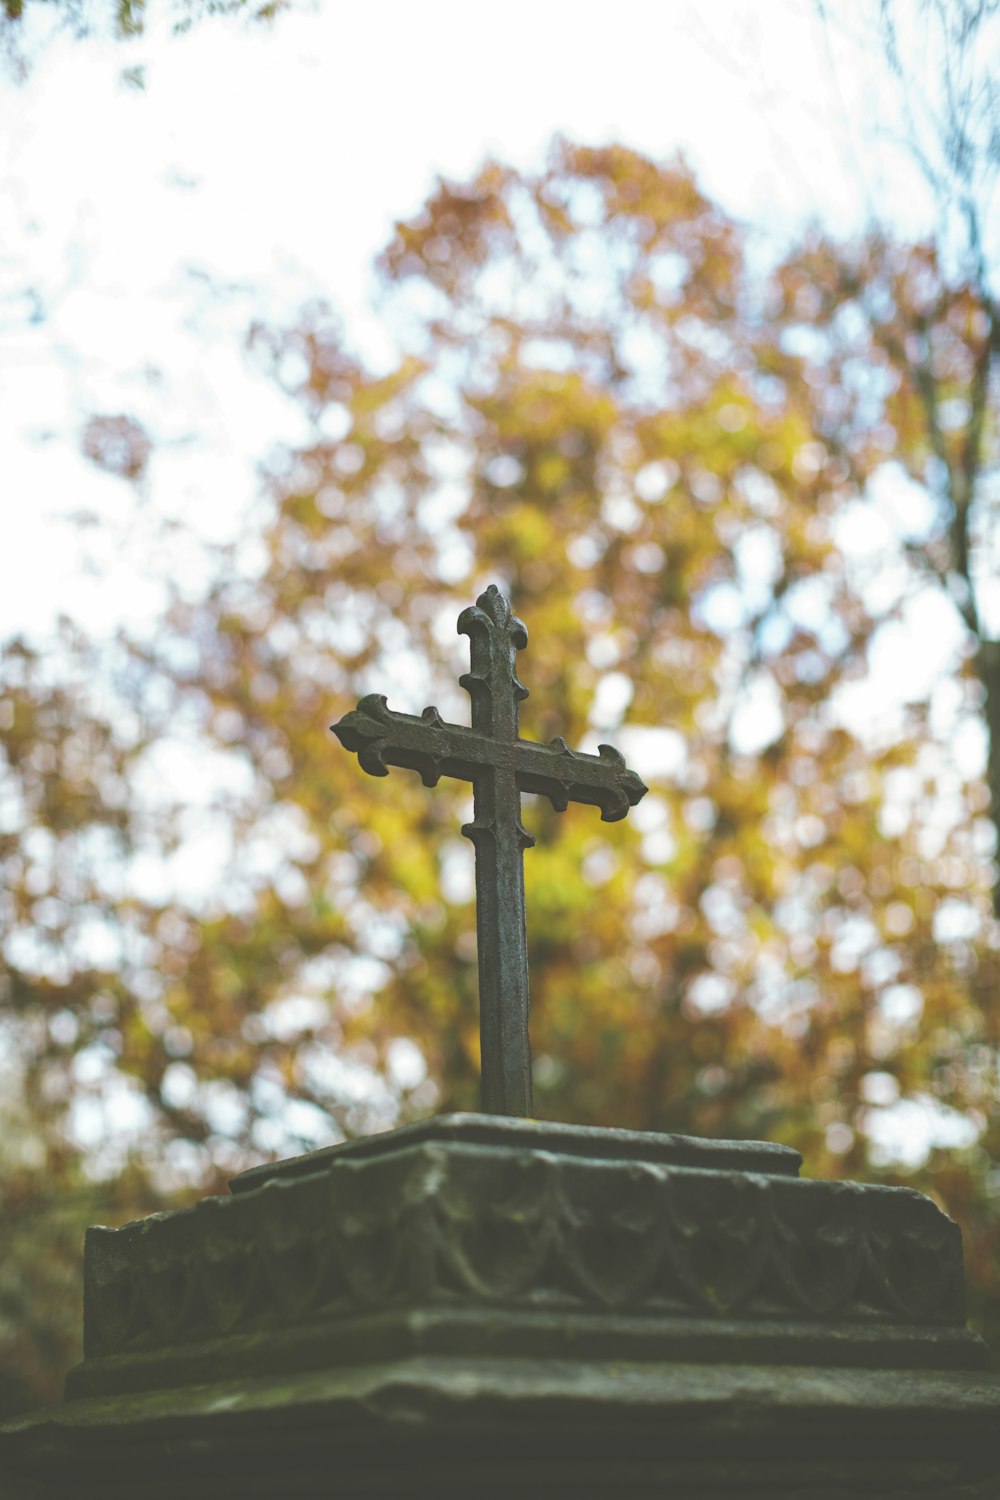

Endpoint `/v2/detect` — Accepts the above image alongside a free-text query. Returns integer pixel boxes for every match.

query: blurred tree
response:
[0,0,282,37]
[2,142,999,1411]
[815,0,1000,904]
[0,0,286,82]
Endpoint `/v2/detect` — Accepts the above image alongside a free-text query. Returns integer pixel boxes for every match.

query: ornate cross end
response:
[519,736,648,822]
[457,583,528,739]
[331,586,648,1118]
[332,694,460,787]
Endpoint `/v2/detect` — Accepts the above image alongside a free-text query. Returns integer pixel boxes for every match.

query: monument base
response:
[4,1115,1000,1497]
[7,1356,1000,1498]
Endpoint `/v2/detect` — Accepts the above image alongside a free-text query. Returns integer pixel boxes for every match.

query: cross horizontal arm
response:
[333,694,649,821]
[332,693,498,787]
[514,736,648,822]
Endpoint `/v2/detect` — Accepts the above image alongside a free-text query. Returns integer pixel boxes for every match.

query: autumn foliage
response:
[2,142,998,1414]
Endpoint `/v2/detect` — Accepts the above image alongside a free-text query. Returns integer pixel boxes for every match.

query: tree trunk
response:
[977,640,1000,918]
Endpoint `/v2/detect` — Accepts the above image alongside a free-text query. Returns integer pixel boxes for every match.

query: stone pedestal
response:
[4,1115,1000,1497]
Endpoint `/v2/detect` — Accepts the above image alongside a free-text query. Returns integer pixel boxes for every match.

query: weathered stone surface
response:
[4,1117,1000,1497]
[6,1357,1000,1498]
[229,1111,805,1187]
[71,1115,983,1397]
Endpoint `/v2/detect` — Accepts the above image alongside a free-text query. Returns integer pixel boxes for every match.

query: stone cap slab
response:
[229,1113,803,1194]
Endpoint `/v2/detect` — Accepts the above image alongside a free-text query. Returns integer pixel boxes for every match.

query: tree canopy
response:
[2,140,999,1412]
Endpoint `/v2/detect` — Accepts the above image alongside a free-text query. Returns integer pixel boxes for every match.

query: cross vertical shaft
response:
[458,588,535,1116]
[466,766,532,1115]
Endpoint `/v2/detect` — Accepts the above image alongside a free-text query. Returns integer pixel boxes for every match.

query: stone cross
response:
[332,585,648,1117]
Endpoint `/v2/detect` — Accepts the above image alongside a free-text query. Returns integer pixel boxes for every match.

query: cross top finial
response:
[458,584,529,738]
[333,586,647,1117]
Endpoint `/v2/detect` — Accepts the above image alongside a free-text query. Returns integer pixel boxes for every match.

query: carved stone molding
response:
[76,1119,977,1394]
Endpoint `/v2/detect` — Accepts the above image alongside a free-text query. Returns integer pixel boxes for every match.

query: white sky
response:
[0,0,943,643]
[2,0,989,827]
